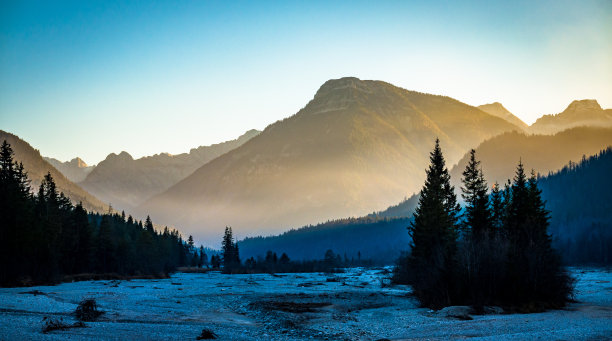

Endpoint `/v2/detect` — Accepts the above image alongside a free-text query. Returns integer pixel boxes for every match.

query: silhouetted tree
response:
[461,149,492,238]
[395,138,460,308]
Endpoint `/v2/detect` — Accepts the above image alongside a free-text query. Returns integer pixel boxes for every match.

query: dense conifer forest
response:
[0,141,196,287]
[393,139,574,310]
[542,147,612,264]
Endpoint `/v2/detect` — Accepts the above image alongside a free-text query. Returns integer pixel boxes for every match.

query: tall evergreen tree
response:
[490,182,504,231]
[401,138,461,308]
[461,149,493,238]
[222,227,240,271]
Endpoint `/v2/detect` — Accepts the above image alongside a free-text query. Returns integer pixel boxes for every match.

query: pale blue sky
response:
[1,1,611,164]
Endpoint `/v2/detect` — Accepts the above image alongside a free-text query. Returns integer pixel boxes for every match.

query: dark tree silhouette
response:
[461,149,492,238]
[395,138,460,308]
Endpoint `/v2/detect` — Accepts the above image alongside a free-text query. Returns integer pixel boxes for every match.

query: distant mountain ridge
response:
[43,156,94,183]
[0,130,107,212]
[79,129,260,211]
[477,102,529,130]
[530,99,612,134]
[239,143,612,263]
[373,126,612,218]
[140,77,523,243]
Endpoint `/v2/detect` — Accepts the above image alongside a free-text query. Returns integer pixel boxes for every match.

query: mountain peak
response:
[563,99,602,115]
[68,157,88,168]
[314,77,371,99]
[106,151,134,162]
[477,102,528,129]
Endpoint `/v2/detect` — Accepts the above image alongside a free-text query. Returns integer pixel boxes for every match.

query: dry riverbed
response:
[0,267,611,340]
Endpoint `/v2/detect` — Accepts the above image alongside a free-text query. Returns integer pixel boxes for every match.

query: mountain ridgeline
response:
[0,130,107,212]
[79,129,260,211]
[530,99,612,135]
[140,77,522,242]
[43,157,94,183]
[238,146,612,265]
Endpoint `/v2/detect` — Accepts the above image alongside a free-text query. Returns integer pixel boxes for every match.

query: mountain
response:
[539,147,612,265]
[0,130,107,212]
[530,99,612,134]
[449,126,612,188]
[240,146,612,264]
[140,77,522,243]
[43,156,94,183]
[238,217,412,263]
[374,126,612,219]
[477,102,528,130]
[79,129,260,211]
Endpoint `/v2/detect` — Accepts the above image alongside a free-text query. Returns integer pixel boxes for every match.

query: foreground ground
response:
[0,267,611,340]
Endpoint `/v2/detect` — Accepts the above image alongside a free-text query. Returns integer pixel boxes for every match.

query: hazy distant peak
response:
[106,151,134,162]
[68,157,89,168]
[563,99,602,115]
[477,102,528,129]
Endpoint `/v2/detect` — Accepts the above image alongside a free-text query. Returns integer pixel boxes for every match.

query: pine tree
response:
[490,182,504,231]
[0,141,33,285]
[222,227,240,271]
[461,149,492,238]
[198,246,207,268]
[399,138,460,308]
[504,161,573,307]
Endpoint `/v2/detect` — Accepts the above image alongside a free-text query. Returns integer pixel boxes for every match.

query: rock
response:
[438,306,473,320]
[483,306,504,315]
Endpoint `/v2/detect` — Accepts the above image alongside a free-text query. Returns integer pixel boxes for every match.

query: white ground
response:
[0,267,611,340]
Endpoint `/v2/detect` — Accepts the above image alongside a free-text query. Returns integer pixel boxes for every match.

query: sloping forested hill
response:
[238,217,412,263]
[239,147,612,265]
[540,147,612,264]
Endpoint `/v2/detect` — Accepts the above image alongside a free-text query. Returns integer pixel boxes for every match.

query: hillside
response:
[449,126,612,188]
[540,147,612,264]
[0,130,107,212]
[140,77,521,242]
[79,129,260,211]
[239,146,612,264]
[530,99,612,134]
[43,156,94,183]
[238,217,411,262]
[478,102,529,130]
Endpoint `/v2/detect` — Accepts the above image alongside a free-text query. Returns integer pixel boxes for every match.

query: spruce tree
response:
[461,149,492,238]
[222,227,239,271]
[490,182,504,231]
[401,138,460,308]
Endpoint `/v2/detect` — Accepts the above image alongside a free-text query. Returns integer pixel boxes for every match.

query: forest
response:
[542,147,612,264]
[393,140,573,310]
[0,141,196,287]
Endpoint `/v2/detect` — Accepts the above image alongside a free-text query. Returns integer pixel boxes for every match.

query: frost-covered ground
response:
[0,267,611,340]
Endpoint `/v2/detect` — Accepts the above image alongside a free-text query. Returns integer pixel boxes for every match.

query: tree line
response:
[394,139,574,311]
[0,140,196,286]
[219,227,351,274]
[540,147,612,265]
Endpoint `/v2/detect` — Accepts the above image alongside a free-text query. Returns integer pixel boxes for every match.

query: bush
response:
[75,298,103,321]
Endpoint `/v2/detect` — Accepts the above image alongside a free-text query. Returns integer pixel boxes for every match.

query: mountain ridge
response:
[0,130,107,213]
[139,77,523,243]
[79,129,260,211]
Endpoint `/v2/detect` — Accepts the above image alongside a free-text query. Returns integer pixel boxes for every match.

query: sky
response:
[1,0,611,164]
